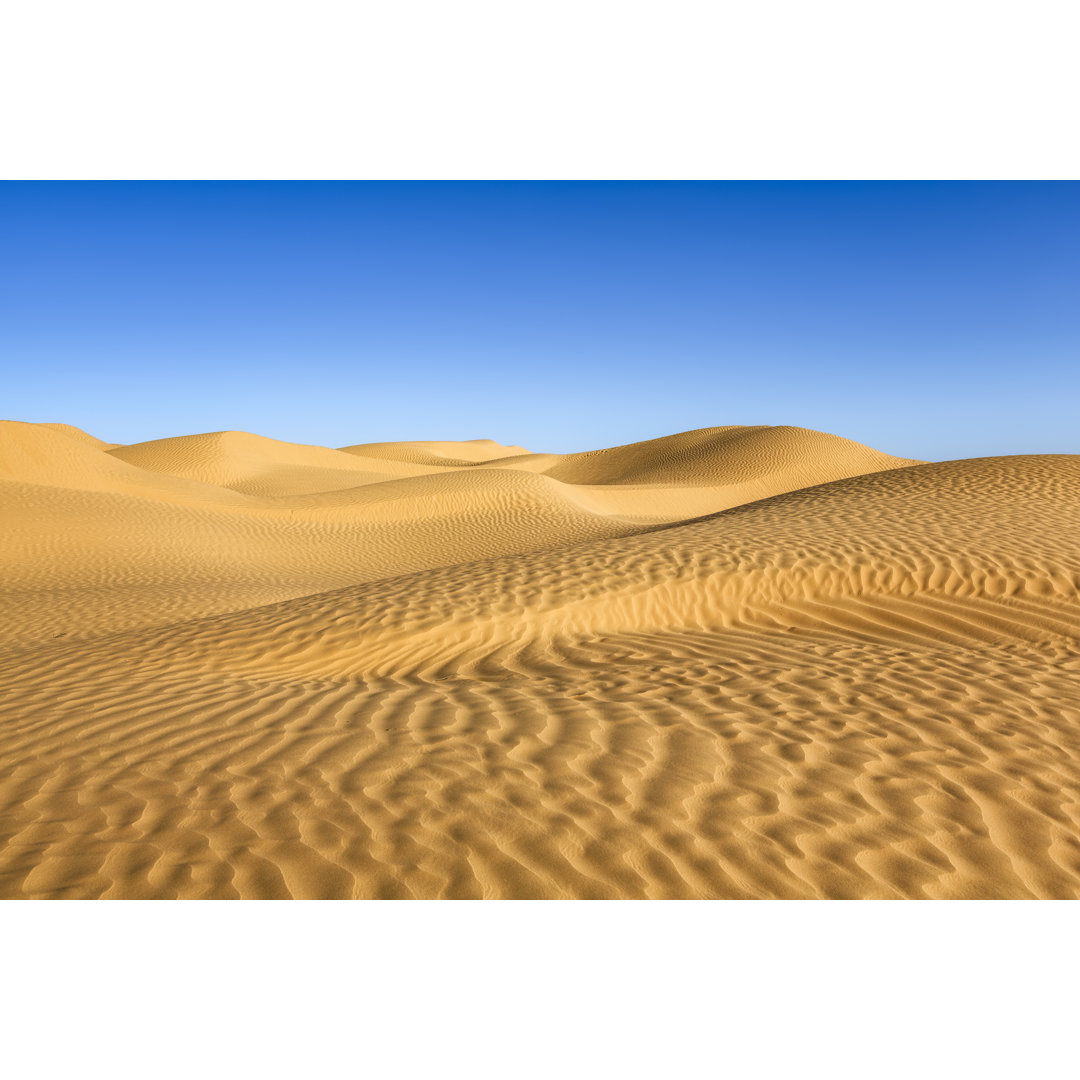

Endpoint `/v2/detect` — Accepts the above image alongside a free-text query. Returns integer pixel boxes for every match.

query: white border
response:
[1,1,1078,179]
[3,901,1076,1078]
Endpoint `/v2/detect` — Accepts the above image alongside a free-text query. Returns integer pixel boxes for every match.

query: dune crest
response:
[340,438,531,467]
[33,422,120,450]
[2,422,1079,898]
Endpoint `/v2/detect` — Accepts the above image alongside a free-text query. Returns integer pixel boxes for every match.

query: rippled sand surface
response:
[3,420,1079,898]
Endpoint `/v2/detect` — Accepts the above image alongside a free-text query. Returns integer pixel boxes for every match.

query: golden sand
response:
[2,420,1078,898]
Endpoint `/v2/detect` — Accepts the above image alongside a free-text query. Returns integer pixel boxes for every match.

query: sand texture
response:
[2,420,1079,899]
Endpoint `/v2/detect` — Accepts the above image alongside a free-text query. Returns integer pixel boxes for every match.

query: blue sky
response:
[2,181,1077,459]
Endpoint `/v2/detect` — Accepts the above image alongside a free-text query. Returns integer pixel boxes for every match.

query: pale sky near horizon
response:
[2,181,1077,461]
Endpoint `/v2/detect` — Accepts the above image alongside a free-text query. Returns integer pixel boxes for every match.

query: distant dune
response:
[2,421,1078,898]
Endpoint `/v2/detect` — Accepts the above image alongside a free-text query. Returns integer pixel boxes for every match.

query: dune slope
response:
[1,423,1078,899]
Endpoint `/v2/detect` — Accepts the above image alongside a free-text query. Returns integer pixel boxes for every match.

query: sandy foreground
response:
[1,420,1079,899]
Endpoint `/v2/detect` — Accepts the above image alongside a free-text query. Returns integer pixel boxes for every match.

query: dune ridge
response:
[2,421,1078,898]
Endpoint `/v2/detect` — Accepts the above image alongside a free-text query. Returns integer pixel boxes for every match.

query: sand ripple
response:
[2,424,1078,898]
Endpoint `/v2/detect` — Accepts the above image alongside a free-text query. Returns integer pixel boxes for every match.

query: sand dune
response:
[109,430,448,495]
[33,422,120,450]
[2,421,1078,898]
[340,438,531,467]
[482,424,912,485]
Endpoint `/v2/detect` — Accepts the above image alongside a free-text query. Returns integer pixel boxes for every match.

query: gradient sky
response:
[2,181,1077,460]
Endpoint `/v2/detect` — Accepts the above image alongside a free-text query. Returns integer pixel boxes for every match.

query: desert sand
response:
[1,420,1079,898]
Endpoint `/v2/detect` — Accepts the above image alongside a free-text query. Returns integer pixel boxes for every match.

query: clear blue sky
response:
[2,181,1077,459]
